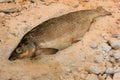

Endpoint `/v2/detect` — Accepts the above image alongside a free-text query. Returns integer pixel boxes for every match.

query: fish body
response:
[9,7,111,60]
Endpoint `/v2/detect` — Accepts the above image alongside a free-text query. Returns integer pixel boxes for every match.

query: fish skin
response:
[9,7,111,60]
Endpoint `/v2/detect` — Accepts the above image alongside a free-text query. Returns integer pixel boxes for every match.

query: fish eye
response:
[16,47,23,54]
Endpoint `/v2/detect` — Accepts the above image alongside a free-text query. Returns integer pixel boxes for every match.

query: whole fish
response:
[9,7,111,60]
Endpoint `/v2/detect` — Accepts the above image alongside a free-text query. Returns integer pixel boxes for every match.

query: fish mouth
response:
[8,50,19,61]
[8,55,17,61]
[8,53,26,61]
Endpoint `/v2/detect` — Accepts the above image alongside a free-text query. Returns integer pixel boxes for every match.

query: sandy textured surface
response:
[0,0,120,80]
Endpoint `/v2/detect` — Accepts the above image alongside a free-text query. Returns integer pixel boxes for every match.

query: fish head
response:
[9,42,36,61]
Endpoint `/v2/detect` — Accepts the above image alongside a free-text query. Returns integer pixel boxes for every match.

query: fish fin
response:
[35,48,58,56]
[41,48,58,55]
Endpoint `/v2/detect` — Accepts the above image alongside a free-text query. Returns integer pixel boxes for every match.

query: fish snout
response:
[8,55,17,61]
